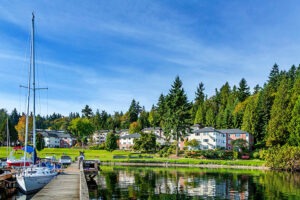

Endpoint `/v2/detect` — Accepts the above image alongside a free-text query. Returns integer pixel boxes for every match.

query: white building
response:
[188,127,227,150]
[39,130,75,148]
[119,133,140,150]
[92,130,110,145]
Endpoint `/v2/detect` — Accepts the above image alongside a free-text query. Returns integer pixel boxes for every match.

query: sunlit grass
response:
[0,147,266,167]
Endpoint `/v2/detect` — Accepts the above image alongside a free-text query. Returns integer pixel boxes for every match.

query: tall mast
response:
[32,12,36,149]
[23,13,33,164]
[6,118,10,158]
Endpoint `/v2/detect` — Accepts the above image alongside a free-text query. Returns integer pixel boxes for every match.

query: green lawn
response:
[0,147,266,167]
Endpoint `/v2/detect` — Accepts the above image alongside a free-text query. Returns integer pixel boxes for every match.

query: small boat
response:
[16,13,57,194]
[16,166,57,193]
[6,146,33,167]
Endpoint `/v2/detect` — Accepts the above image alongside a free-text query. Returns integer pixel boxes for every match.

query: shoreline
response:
[101,161,270,170]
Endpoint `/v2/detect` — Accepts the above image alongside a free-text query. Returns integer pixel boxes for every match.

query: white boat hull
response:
[16,167,57,193]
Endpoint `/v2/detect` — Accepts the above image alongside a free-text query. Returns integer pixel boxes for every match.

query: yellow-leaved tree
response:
[15,115,33,144]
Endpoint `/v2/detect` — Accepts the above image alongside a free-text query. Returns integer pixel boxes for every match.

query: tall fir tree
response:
[266,76,291,146]
[237,78,250,102]
[288,96,300,146]
[163,76,191,156]
[192,82,205,122]
[156,94,166,127]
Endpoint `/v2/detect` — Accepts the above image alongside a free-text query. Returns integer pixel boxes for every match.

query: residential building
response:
[39,130,76,148]
[119,133,140,150]
[188,127,227,150]
[92,130,110,145]
[142,127,164,138]
[219,129,254,150]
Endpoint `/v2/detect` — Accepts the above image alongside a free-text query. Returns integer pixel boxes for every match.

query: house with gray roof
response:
[186,127,253,150]
[188,127,227,150]
[38,130,76,148]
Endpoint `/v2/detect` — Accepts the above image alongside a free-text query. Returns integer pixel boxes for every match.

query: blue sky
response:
[1,1,300,116]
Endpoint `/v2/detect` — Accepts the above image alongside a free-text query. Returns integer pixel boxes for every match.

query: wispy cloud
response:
[1,1,300,115]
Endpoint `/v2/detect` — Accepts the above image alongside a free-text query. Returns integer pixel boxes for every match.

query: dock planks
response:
[32,162,81,200]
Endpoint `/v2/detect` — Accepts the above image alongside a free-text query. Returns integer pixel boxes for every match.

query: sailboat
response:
[16,13,57,194]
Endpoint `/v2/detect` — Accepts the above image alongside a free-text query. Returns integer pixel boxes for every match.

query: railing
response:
[79,160,89,200]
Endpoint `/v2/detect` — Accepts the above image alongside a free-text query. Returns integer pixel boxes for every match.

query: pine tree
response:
[128,99,140,123]
[156,94,166,127]
[241,94,260,145]
[191,82,206,121]
[266,76,291,146]
[105,132,118,152]
[163,76,191,156]
[237,78,250,102]
[288,96,300,146]
[81,105,93,118]
[194,104,205,126]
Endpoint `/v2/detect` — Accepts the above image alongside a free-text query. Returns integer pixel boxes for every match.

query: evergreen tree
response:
[205,108,215,127]
[10,108,20,126]
[133,132,156,153]
[36,132,45,151]
[163,76,191,156]
[81,105,93,118]
[194,82,205,104]
[156,94,166,127]
[266,76,291,146]
[128,99,141,123]
[138,108,149,129]
[92,109,101,130]
[237,78,250,102]
[268,63,280,85]
[191,82,205,121]
[148,105,160,127]
[105,132,118,152]
[194,104,205,126]
[253,84,261,95]
[241,94,261,145]
[288,96,300,146]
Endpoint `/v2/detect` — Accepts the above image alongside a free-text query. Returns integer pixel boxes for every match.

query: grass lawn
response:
[0,147,266,167]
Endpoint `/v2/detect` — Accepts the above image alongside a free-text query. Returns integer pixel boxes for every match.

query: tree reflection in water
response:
[88,166,300,200]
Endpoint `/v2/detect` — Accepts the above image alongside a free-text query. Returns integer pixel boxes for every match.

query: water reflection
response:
[89,166,300,200]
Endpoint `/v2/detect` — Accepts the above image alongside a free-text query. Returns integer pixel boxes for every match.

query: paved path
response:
[32,162,80,200]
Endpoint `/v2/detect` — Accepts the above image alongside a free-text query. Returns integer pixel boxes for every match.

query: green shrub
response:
[264,145,300,171]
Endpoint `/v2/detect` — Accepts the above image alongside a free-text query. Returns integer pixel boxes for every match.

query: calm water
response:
[88,166,300,200]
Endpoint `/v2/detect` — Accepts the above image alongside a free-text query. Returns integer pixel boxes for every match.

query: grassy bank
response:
[0,147,266,167]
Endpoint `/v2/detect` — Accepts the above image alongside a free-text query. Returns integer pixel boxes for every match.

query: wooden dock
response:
[32,161,89,200]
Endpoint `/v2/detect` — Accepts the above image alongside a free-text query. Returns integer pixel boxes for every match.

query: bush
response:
[264,145,300,171]
[158,145,176,157]
[184,150,234,160]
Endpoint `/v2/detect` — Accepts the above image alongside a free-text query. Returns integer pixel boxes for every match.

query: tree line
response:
[1,63,300,153]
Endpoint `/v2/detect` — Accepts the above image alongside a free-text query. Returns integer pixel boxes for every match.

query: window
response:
[236,134,240,137]
[203,145,208,150]
[203,139,209,142]
[196,133,199,136]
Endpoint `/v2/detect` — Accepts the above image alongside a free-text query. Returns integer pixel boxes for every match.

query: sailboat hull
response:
[16,167,57,193]
[7,160,32,167]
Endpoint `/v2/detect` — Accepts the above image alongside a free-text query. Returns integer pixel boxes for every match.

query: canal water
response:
[4,166,300,199]
[88,166,300,200]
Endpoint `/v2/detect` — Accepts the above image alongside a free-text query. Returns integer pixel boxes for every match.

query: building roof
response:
[120,133,141,139]
[38,130,75,139]
[218,129,248,134]
[193,127,220,133]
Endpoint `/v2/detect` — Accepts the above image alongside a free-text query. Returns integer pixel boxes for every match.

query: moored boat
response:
[16,13,57,194]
